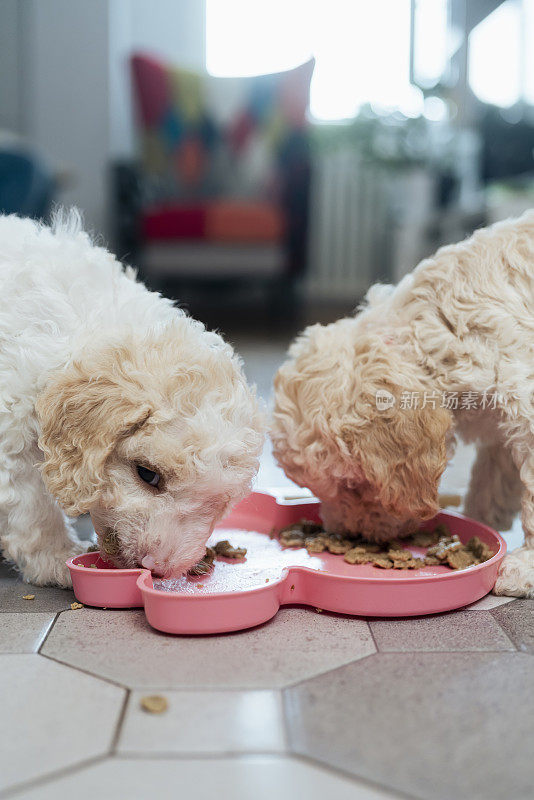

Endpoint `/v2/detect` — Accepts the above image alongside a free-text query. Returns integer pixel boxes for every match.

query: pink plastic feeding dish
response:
[67,490,506,634]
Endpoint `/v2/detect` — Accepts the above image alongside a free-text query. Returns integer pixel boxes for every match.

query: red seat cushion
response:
[142,201,285,243]
[142,204,206,240]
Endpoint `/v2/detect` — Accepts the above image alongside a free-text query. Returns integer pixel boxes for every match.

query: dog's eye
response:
[136,465,160,487]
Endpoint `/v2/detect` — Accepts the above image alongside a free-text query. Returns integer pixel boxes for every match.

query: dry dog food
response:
[101,531,120,556]
[70,602,83,610]
[22,594,35,600]
[188,546,216,575]
[277,520,494,571]
[140,695,168,714]
[188,539,248,575]
[213,540,247,559]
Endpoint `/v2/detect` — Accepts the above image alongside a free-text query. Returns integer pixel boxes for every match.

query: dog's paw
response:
[21,545,85,588]
[493,547,534,598]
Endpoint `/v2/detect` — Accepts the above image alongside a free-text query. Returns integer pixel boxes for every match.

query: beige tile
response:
[0,559,75,613]
[465,594,516,611]
[370,610,515,652]
[0,612,55,653]
[42,607,375,689]
[14,755,397,800]
[492,600,534,653]
[118,689,285,755]
[0,654,125,793]
[285,652,534,800]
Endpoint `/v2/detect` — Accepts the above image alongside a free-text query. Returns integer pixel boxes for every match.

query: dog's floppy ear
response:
[36,354,152,515]
[341,391,452,521]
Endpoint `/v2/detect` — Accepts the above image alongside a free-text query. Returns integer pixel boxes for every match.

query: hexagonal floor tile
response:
[464,595,516,611]
[0,612,56,653]
[285,652,534,800]
[0,654,125,793]
[369,610,515,652]
[0,558,75,612]
[13,755,397,800]
[491,600,534,653]
[41,607,375,688]
[118,689,285,755]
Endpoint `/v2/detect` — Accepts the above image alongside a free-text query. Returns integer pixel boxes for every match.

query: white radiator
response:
[305,149,435,301]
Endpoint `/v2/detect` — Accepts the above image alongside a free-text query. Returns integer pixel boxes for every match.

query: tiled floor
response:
[1,335,532,800]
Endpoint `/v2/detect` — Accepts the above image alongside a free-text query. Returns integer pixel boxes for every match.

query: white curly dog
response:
[273,211,534,597]
[0,211,264,587]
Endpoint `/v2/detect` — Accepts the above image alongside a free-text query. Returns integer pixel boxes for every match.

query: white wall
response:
[0,0,205,236]
[22,0,111,234]
[0,0,24,132]
[109,0,206,158]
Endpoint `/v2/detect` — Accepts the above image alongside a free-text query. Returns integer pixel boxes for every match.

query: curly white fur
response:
[272,210,534,598]
[0,210,264,586]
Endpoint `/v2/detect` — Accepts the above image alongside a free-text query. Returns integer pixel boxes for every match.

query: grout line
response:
[36,611,60,654]
[485,613,519,651]
[367,619,381,653]
[283,650,379,691]
[38,651,128,690]
[0,755,107,799]
[110,688,130,753]
[278,688,291,753]
[113,749,288,760]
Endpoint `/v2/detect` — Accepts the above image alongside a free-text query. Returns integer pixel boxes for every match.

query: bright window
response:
[469,0,522,108]
[468,0,534,108]
[206,0,424,121]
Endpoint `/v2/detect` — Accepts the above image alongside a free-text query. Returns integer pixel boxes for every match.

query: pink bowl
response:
[67,490,506,633]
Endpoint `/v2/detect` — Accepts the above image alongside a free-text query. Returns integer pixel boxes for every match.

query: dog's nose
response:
[141,555,156,570]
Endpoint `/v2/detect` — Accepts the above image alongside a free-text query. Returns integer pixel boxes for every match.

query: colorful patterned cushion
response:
[131,53,313,203]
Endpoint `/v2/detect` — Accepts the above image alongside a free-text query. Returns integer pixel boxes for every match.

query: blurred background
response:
[1,0,534,341]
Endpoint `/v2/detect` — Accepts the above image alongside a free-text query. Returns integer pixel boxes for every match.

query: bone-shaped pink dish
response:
[67,490,506,634]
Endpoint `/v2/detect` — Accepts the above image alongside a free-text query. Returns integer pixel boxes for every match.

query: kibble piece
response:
[392,557,415,569]
[388,546,411,562]
[70,602,83,610]
[298,519,324,536]
[466,536,494,562]
[101,531,120,556]
[409,530,440,548]
[305,536,327,553]
[344,548,372,564]
[22,594,35,600]
[409,558,426,569]
[446,549,479,570]
[424,555,441,566]
[140,695,168,714]
[189,546,215,576]
[213,540,247,559]
[325,536,352,554]
[279,528,306,547]
[372,556,393,569]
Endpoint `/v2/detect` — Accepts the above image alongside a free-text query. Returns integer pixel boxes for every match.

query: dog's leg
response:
[493,448,534,598]
[464,442,522,531]
[0,455,85,588]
